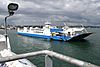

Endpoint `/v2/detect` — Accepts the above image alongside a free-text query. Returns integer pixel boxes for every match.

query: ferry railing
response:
[0,50,99,67]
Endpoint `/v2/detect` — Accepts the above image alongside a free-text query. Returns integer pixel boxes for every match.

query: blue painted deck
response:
[17,32,92,41]
[17,32,51,39]
[17,32,71,41]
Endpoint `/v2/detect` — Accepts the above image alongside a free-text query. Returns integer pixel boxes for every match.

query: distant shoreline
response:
[0,25,100,30]
[16,25,100,28]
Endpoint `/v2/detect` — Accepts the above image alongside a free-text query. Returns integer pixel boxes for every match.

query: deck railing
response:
[0,50,99,67]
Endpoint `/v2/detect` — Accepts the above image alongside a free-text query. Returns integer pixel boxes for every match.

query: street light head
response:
[8,3,19,16]
[8,3,18,11]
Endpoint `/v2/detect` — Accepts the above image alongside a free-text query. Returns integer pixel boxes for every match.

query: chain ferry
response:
[17,22,92,41]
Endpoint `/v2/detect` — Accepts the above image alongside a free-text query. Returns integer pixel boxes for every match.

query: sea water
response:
[1,28,100,67]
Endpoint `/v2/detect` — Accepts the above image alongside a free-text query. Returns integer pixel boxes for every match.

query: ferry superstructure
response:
[17,22,92,41]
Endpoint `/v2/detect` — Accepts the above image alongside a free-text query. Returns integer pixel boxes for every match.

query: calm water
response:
[1,28,100,67]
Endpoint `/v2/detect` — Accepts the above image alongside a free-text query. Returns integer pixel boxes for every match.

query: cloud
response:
[0,0,100,25]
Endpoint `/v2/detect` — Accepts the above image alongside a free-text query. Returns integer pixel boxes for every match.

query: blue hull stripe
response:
[17,32,71,41]
[17,32,51,39]
[17,32,92,41]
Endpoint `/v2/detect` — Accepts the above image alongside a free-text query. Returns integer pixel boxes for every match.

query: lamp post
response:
[5,3,18,50]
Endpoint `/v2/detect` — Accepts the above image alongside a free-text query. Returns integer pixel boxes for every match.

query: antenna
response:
[64,22,69,29]
[81,24,88,33]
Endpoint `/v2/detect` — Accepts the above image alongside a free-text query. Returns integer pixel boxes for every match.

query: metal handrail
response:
[0,50,99,67]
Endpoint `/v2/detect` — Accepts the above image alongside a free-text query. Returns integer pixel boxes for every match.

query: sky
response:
[0,0,100,26]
